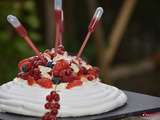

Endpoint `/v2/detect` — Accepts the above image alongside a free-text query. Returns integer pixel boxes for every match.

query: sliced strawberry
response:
[52,60,70,76]
[66,80,82,89]
[27,77,35,86]
[37,78,53,88]
[18,59,31,71]
[53,60,69,71]
[20,73,31,80]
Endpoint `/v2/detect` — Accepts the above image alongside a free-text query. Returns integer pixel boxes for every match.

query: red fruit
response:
[78,67,87,75]
[52,60,69,77]
[59,69,66,77]
[45,102,59,110]
[33,68,40,75]
[51,109,58,115]
[54,103,60,109]
[44,103,50,109]
[42,112,56,120]
[36,60,44,66]
[32,56,40,61]
[66,80,83,89]
[59,68,72,77]
[33,75,41,80]
[87,75,94,81]
[18,59,31,72]
[53,60,69,72]
[50,93,60,102]
[46,95,53,102]
[52,70,59,76]
[73,75,81,81]
[54,94,60,102]
[20,73,32,80]
[27,78,35,85]
[65,68,72,76]
[50,91,56,96]
[37,78,53,88]
[87,68,99,77]
[61,75,74,83]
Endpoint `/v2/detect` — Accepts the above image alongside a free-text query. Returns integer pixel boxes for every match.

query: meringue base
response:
[0,78,127,117]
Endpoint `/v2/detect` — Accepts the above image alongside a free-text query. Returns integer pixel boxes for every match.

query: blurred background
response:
[0,0,160,97]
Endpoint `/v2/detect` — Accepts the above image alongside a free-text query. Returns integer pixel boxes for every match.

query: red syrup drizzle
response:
[55,10,63,50]
[42,91,60,120]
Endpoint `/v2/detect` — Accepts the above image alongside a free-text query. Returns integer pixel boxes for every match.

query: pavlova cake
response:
[0,1,127,120]
[0,47,127,119]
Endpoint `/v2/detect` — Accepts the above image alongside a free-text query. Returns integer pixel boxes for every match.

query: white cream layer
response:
[0,78,127,117]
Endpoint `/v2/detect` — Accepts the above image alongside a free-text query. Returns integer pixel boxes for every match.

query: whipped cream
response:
[0,78,127,117]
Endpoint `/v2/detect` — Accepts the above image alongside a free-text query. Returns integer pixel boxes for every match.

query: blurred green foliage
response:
[0,1,45,84]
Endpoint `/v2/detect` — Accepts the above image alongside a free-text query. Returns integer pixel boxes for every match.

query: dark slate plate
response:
[0,91,160,120]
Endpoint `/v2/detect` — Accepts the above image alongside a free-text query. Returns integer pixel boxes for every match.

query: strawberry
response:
[53,60,69,71]
[61,75,74,83]
[66,80,82,89]
[27,77,35,85]
[37,78,53,88]
[18,59,31,72]
[52,60,69,76]
[20,73,31,80]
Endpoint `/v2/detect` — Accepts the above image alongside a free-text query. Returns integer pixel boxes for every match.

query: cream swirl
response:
[0,78,127,117]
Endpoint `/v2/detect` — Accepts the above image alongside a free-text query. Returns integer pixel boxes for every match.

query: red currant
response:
[78,66,87,75]
[87,75,94,80]
[46,95,53,102]
[54,103,60,109]
[50,92,60,102]
[50,102,60,109]
[44,103,50,109]
[54,94,60,102]
[87,68,99,77]
[42,112,56,120]
[50,91,56,96]
[51,109,58,115]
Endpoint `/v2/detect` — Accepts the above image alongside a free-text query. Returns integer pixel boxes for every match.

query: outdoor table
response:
[0,91,160,120]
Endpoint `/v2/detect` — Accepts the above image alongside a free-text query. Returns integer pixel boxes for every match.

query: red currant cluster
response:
[42,91,60,120]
